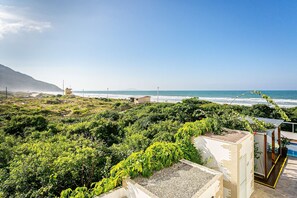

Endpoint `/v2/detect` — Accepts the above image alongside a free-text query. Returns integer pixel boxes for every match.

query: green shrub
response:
[1,135,107,197]
[0,93,292,197]
[4,115,48,137]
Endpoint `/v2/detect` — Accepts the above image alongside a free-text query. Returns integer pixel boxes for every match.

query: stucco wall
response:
[97,187,127,198]
[123,160,223,198]
[193,136,237,198]
[237,134,254,198]
[193,132,254,198]
[194,174,223,198]
[135,96,151,104]
[124,179,158,198]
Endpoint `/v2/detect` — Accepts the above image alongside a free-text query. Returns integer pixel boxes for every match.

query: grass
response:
[0,93,132,122]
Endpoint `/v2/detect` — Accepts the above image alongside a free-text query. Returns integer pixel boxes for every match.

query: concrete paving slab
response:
[252,157,297,198]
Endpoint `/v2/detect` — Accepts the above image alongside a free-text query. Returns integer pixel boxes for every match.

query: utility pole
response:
[107,88,109,99]
[62,80,65,95]
[5,87,8,99]
[157,86,159,103]
[83,89,84,97]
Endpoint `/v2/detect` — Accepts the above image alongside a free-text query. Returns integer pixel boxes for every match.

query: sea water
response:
[74,90,297,108]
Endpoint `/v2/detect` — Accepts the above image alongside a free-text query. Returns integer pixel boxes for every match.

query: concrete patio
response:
[252,157,297,198]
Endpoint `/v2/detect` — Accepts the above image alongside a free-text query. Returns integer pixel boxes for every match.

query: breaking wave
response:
[73,92,297,108]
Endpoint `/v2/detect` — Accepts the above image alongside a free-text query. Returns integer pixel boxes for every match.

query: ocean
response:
[74,90,297,108]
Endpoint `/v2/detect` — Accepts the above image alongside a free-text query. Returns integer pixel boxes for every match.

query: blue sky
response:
[0,0,296,90]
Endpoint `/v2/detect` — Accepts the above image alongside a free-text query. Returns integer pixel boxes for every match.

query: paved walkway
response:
[252,157,297,198]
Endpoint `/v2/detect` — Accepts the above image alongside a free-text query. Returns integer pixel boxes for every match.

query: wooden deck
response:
[255,155,287,188]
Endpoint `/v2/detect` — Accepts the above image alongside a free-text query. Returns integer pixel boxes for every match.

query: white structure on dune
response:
[129,96,151,104]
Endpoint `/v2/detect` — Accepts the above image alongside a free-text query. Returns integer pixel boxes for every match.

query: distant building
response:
[64,88,72,95]
[129,96,151,104]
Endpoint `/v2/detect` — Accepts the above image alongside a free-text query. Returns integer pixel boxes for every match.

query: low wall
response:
[97,187,127,198]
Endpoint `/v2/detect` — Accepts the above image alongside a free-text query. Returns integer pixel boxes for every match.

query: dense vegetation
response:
[0,93,296,197]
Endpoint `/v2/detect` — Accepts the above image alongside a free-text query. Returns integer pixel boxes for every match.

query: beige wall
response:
[122,160,223,198]
[182,159,224,198]
[135,96,151,104]
[193,132,254,198]
[194,174,223,198]
[97,187,127,198]
[124,177,223,198]
[123,179,160,198]
[64,88,72,95]
[238,134,254,198]
[126,182,154,198]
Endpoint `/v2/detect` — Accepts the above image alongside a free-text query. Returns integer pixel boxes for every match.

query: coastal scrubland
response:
[0,94,296,197]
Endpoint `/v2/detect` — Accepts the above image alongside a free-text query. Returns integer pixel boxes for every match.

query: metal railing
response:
[282,122,297,133]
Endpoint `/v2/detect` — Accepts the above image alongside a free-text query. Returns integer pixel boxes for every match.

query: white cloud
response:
[0,5,51,39]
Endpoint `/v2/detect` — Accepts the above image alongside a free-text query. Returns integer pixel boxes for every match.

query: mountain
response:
[0,64,62,92]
